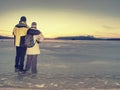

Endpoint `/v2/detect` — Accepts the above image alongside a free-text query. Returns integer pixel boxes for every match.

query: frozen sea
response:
[0,39,120,90]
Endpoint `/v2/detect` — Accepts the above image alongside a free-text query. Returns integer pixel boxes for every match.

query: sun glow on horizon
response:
[0,8,120,38]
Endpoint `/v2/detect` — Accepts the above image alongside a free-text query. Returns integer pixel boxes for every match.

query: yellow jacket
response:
[26,28,44,55]
[13,22,29,47]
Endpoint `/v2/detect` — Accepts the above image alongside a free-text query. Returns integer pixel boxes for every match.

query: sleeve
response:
[35,32,44,44]
[38,32,44,42]
[12,27,16,46]
[12,27,16,35]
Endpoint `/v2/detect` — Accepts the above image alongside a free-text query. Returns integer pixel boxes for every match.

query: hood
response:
[16,21,28,28]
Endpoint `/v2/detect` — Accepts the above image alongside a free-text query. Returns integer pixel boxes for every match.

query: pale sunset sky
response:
[0,0,120,38]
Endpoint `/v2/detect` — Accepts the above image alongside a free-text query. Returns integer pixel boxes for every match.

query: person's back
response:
[13,20,28,47]
[25,22,44,74]
[13,16,29,73]
[26,28,41,55]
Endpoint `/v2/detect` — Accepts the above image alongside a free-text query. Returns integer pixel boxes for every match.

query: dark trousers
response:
[15,47,27,71]
[25,55,38,73]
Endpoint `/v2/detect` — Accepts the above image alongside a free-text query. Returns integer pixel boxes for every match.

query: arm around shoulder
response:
[36,32,44,43]
[27,29,40,35]
[40,32,44,41]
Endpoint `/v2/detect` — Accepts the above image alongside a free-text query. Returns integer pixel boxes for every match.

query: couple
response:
[13,16,44,74]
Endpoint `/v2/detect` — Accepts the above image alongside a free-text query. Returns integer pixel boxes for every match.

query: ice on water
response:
[0,39,120,89]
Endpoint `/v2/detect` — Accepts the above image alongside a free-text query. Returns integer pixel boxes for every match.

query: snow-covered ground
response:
[0,39,120,89]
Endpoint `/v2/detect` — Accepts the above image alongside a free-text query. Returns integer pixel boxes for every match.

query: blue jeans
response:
[15,47,27,71]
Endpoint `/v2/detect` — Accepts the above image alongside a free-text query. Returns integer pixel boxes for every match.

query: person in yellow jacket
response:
[13,16,29,72]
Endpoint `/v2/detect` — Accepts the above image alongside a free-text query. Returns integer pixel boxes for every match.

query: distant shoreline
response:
[55,36,120,41]
[0,35,120,41]
[0,36,14,39]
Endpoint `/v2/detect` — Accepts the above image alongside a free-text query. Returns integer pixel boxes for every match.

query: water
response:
[0,39,120,89]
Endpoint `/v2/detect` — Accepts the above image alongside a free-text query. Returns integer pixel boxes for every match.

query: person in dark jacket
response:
[25,22,44,74]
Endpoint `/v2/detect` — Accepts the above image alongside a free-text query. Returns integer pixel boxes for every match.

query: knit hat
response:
[20,16,26,22]
[32,22,37,25]
[31,22,37,28]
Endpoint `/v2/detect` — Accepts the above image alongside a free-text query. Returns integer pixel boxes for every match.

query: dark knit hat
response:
[32,22,37,25]
[20,16,26,22]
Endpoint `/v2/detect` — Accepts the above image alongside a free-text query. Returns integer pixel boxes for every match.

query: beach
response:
[0,39,120,90]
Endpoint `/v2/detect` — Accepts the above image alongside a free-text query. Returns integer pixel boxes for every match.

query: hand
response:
[36,40,40,44]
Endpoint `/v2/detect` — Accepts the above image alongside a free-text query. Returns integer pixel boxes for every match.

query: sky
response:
[0,0,120,38]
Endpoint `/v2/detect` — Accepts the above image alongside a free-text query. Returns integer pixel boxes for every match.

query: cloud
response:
[102,25,119,30]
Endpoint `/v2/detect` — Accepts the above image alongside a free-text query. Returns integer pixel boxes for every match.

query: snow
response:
[0,39,120,89]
